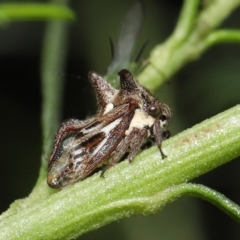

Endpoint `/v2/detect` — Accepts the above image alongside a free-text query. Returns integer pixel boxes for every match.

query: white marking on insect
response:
[79,118,122,161]
[102,118,122,135]
[74,148,83,156]
[62,137,74,148]
[125,109,155,135]
[103,103,114,114]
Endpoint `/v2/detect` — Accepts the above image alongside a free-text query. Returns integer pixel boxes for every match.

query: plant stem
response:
[204,29,240,48]
[170,184,240,223]
[137,0,240,90]
[38,21,69,186]
[0,3,75,22]
[0,105,240,239]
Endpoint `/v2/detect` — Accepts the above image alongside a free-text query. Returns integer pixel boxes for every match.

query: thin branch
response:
[204,29,240,48]
[170,184,240,223]
[0,3,75,22]
[167,0,200,47]
[37,20,70,186]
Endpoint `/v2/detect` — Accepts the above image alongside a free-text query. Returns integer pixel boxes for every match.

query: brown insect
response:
[47,69,171,188]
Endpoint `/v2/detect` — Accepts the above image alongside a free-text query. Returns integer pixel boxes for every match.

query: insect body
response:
[47,69,171,188]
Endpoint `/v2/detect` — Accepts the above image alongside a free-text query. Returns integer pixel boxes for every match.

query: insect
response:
[47,69,171,188]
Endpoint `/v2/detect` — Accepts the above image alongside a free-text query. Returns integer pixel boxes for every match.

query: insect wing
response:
[81,103,137,175]
[48,118,92,171]
[47,118,93,187]
[106,2,144,76]
[48,103,136,188]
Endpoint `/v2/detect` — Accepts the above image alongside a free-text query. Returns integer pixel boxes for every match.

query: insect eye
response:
[147,104,161,117]
[160,114,170,127]
[160,115,167,121]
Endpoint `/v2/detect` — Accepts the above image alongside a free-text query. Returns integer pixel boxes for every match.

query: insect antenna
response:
[108,37,115,61]
[106,2,144,77]
[134,38,149,63]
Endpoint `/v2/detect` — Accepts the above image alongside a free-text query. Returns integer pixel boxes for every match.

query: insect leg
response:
[127,128,148,162]
[111,129,138,163]
[153,120,167,159]
[100,128,141,177]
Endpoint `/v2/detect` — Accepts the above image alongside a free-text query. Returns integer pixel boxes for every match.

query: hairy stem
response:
[0,105,240,239]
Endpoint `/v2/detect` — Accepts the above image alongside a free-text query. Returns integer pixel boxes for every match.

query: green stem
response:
[0,105,240,239]
[0,3,75,22]
[37,0,70,185]
[168,0,200,47]
[163,183,240,223]
[138,0,240,91]
[204,29,240,48]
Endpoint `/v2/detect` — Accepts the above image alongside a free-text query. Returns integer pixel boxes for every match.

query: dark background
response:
[0,0,240,239]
